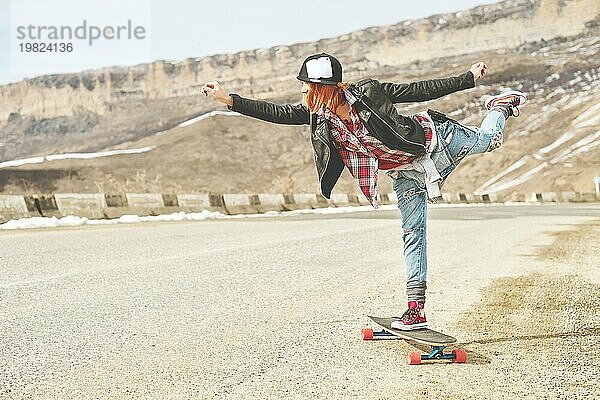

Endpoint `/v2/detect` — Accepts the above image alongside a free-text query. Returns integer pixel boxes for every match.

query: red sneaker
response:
[391,301,428,330]
[484,90,527,117]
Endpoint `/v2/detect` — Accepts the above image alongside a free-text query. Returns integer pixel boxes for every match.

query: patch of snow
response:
[0,215,89,230]
[116,215,142,224]
[46,147,155,161]
[0,147,155,169]
[538,131,576,154]
[0,210,227,230]
[178,110,242,127]
[0,203,515,231]
[516,114,547,136]
[0,156,45,168]
[475,156,529,194]
[563,94,592,109]
[545,73,560,83]
[572,103,600,128]
[567,140,600,158]
[548,94,571,106]
[545,88,566,100]
[550,131,600,163]
[482,162,549,194]
[583,71,594,81]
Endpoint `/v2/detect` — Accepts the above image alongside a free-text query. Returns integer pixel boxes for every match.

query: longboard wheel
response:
[452,349,467,363]
[406,351,421,365]
[361,327,374,340]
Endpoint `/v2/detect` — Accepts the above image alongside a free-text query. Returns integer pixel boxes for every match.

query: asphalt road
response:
[1,204,599,399]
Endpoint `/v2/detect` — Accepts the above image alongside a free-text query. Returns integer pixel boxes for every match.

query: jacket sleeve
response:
[227,93,310,125]
[380,71,475,103]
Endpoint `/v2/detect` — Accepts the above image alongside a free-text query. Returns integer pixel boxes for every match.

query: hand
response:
[201,81,233,106]
[469,62,488,81]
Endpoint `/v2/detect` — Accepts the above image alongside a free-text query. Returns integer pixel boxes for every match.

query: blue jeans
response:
[387,110,506,302]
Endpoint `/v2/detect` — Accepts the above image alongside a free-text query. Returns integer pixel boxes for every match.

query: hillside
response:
[0,0,599,198]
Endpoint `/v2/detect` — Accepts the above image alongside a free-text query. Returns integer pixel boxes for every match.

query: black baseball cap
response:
[297,53,343,85]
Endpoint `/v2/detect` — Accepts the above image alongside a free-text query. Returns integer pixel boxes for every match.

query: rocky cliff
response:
[1,0,597,159]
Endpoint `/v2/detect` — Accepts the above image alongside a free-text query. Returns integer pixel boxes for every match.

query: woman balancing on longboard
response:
[202,53,526,330]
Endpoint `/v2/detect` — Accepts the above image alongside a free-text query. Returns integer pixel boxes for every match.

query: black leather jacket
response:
[228,71,475,199]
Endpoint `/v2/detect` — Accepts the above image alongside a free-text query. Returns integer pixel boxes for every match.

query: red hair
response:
[304,82,350,113]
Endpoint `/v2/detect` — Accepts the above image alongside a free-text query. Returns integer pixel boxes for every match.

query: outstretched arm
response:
[201,81,310,125]
[380,62,487,103]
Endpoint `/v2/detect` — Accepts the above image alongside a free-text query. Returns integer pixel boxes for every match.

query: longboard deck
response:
[367,315,457,346]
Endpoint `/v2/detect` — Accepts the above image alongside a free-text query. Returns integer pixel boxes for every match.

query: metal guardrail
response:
[1,191,599,223]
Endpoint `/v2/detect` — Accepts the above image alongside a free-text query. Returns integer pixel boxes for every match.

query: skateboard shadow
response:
[449,327,600,365]
[460,327,600,346]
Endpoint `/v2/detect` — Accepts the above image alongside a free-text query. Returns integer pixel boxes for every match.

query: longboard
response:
[362,315,467,365]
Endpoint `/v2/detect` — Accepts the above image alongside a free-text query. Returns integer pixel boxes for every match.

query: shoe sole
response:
[485,90,527,110]
[390,322,428,331]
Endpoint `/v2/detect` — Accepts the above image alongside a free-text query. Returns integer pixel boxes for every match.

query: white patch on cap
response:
[306,56,333,80]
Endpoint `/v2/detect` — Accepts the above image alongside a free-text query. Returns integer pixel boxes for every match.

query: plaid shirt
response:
[318,105,433,208]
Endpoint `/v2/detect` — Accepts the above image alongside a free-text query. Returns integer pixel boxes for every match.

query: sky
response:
[0,0,501,85]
